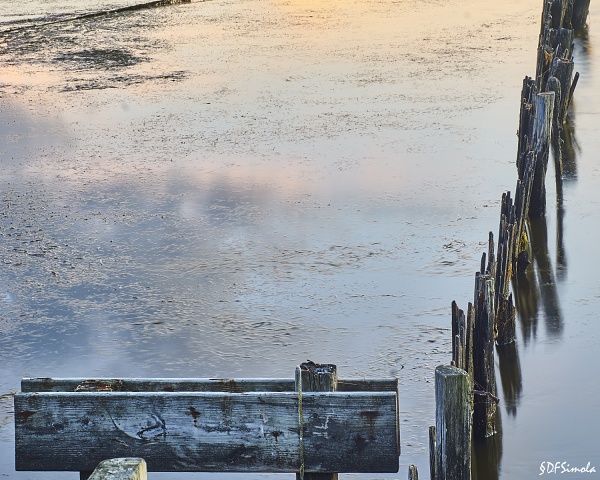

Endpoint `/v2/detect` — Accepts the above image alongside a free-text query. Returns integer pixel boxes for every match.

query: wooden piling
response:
[494,195,518,345]
[549,57,574,128]
[446,0,583,471]
[295,362,338,480]
[409,465,419,480]
[466,303,475,381]
[495,293,516,346]
[517,76,535,181]
[473,274,498,439]
[550,0,569,29]
[434,366,471,480]
[451,302,466,370]
[529,91,555,219]
[429,426,437,480]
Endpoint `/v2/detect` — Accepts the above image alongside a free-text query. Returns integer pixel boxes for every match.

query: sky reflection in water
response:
[1,0,600,478]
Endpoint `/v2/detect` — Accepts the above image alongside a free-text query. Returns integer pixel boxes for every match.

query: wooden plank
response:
[15,391,399,473]
[21,378,398,393]
[21,378,294,393]
[88,458,147,480]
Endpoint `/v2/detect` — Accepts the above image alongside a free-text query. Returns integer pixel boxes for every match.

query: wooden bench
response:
[14,363,400,478]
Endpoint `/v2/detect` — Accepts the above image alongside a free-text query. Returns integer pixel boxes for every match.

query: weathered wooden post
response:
[450,301,475,383]
[517,77,536,181]
[493,201,516,345]
[529,91,555,219]
[494,194,518,346]
[536,10,553,90]
[295,361,338,480]
[88,459,147,480]
[473,273,498,439]
[548,56,574,129]
[428,425,437,480]
[434,366,471,480]
[451,301,465,369]
[550,0,569,28]
[409,464,419,480]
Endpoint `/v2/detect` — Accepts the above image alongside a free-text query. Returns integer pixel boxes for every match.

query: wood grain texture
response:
[15,391,399,473]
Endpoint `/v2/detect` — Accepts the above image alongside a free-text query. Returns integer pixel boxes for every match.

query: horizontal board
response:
[15,391,399,473]
[21,377,398,393]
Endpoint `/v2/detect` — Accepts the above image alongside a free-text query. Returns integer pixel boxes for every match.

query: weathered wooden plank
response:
[21,378,398,393]
[21,378,295,393]
[88,458,147,480]
[15,391,399,473]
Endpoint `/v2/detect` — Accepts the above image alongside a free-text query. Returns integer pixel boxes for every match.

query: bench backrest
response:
[15,377,400,474]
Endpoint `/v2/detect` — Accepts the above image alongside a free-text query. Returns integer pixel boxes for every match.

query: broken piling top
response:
[296,361,338,392]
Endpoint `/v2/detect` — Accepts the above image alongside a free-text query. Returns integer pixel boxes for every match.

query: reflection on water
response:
[2,0,600,479]
[475,13,600,480]
[496,342,522,417]
[559,112,580,179]
[472,416,503,480]
[515,216,563,339]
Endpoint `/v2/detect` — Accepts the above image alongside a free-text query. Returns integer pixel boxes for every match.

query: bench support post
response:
[295,362,339,480]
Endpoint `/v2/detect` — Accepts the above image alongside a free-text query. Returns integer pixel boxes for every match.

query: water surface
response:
[1,0,599,478]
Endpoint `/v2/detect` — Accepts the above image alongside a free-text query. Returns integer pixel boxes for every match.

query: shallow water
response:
[1,0,599,478]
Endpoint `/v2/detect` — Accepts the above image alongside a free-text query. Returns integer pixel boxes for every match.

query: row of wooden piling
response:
[410,1,590,479]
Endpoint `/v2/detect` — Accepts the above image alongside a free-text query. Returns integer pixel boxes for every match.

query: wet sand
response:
[1,0,600,478]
